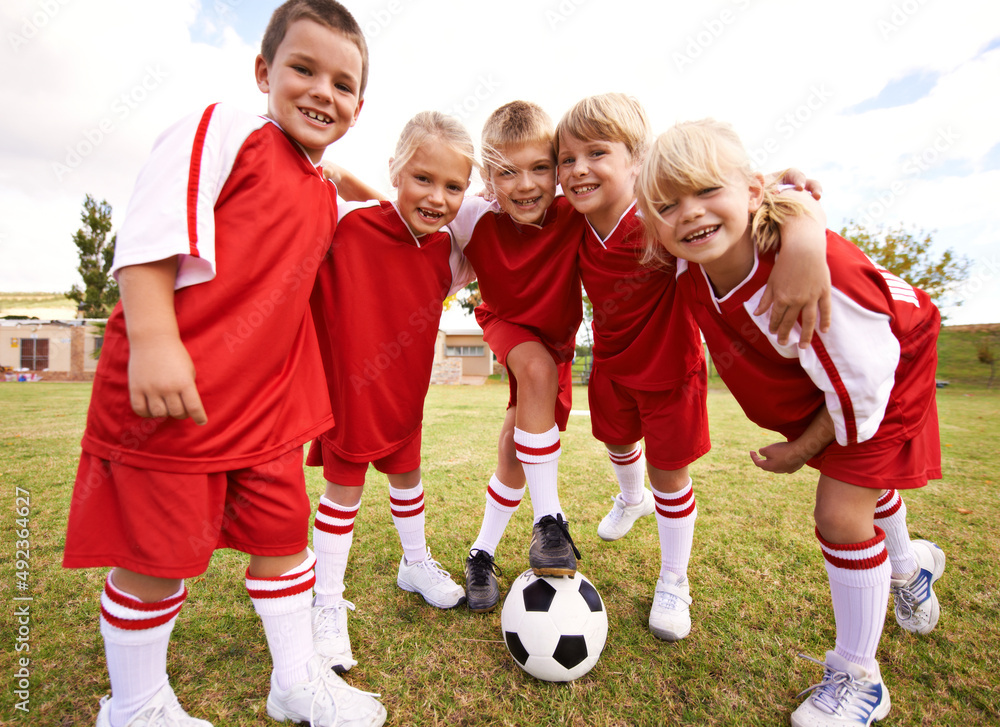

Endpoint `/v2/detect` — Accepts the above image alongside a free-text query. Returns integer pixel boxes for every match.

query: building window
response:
[446,345,484,357]
[21,338,49,369]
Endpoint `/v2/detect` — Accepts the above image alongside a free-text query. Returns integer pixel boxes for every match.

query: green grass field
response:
[1,380,998,726]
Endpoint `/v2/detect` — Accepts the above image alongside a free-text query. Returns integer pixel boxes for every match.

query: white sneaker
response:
[597,488,655,541]
[96,682,213,726]
[396,549,466,609]
[313,599,356,672]
[791,651,890,727]
[891,539,945,634]
[266,655,386,727]
[648,572,692,641]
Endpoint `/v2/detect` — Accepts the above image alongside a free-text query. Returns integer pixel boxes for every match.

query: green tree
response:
[455,281,481,314]
[840,221,971,314]
[978,336,996,389]
[67,195,119,318]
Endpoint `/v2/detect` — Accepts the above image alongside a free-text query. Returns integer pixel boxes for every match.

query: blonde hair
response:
[388,111,476,187]
[480,101,554,177]
[636,118,811,268]
[554,93,652,162]
[261,0,369,96]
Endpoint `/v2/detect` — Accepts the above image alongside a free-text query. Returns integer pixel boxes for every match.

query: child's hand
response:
[749,441,809,474]
[769,168,823,200]
[128,335,207,425]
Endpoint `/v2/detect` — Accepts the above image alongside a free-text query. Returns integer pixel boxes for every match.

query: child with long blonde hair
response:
[307,111,478,671]
[637,118,945,727]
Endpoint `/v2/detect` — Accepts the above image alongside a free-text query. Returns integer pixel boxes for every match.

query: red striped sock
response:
[246,551,316,690]
[817,527,890,672]
[99,572,186,726]
[874,489,917,578]
[608,447,645,505]
[514,425,562,522]
[653,480,697,579]
[471,474,525,555]
[313,494,357,605]
[390,482,426,564]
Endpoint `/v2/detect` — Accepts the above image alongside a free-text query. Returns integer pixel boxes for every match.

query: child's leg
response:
[598,441,655,541]
[470,407,526,557]
[247,550,317,689]
[313,481,362,606]
[99,569,189,726]
[387,468,427,565]
[647,465,696,641]
[391,469,465,609]
[813,476,888,672]
[506,342,562,522]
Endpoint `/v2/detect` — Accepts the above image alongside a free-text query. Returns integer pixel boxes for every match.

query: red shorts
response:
[588,363,711,470]
[62,447,310,579]
[306,432,421,486]
[480,315,575,366]
[811,402,941,490]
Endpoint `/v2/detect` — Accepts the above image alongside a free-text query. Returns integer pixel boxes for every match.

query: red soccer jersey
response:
[458,197,584,363]
[676,230,940,449]
[82,104,336,472]
[311,201,474,461]
[578,203,704,390]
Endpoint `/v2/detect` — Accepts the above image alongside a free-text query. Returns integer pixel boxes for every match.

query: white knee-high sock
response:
[608,446,646,505]
[818,527,891,673]
[313,494,357,606]
[246,551,316,690]
[654,479,697,580]
[100,573,186,726]
[874,489,918,578]
[471,474,525,556]
[390,482,427,564]
[514,425,562,523]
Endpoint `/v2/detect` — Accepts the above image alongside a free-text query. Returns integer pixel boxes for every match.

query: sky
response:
[2,0,998,325]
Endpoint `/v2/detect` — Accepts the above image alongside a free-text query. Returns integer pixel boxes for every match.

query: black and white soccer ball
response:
[500,569,608,682]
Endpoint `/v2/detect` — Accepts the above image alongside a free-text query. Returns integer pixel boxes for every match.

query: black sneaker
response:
[465,549,502,613]
[528,514,581,577]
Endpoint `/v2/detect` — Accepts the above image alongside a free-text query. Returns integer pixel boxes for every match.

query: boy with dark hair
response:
[62,2,385,725]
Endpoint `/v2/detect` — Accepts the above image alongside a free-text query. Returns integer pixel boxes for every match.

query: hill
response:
[936,322,999,387]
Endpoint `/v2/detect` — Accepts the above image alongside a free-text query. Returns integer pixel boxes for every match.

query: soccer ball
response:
[500,569,608,682]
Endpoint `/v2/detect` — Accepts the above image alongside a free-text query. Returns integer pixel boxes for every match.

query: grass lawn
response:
[1,381,997,726]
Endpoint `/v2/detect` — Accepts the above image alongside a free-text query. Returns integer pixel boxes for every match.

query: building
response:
[1,319,102,381]
[2,318,492,385]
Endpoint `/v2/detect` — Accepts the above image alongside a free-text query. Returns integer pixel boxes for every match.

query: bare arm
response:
[749,407,834,474]
[755,168,832,347]
[119,257,207,425]
[321,161,388,202]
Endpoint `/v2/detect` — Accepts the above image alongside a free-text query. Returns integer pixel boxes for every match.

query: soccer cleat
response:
[465,549,502,613]
[96,682,214,726]
[528,514,581,577]
[791,651,891,727]
[891,539,945,635]
[312,599,357,673]
[266,654,386,727]
[597,488,656,541]
[396,548,466,609]
[648,572,692,641]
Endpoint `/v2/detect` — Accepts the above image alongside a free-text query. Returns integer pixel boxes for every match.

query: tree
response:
[455,281,481,315]
[839,221,971,314]
[67,195,119,318]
